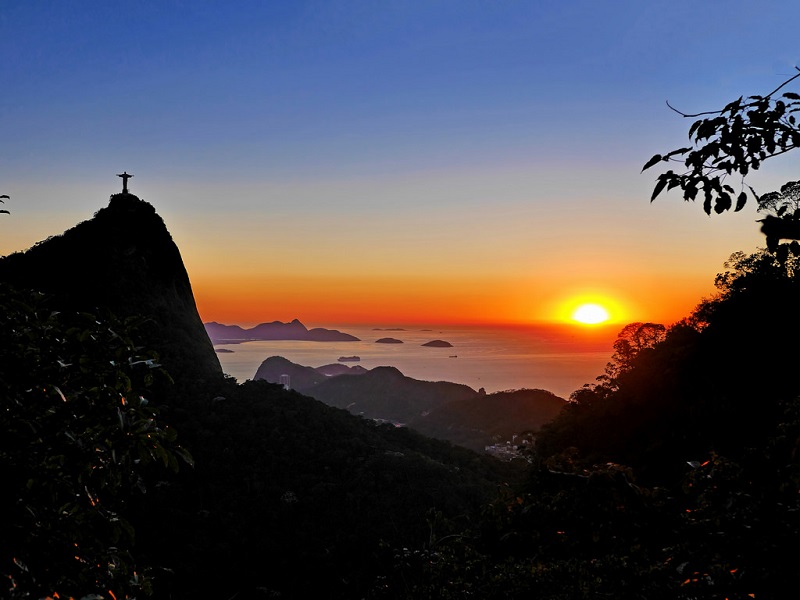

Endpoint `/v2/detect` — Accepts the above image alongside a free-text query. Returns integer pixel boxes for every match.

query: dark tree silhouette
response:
[600,322,667,384]
[756,180,800,253]
[758,180,800,217]
[1,194,8,214]
[643,69,800,215]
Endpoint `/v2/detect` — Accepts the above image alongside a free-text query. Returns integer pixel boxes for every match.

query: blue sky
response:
[2,1,800,324]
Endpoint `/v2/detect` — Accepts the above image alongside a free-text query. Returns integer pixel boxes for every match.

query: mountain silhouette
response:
[255,356,565,449]
[254,355,367,388]
[0,193,221,385]
[205,319,359,342]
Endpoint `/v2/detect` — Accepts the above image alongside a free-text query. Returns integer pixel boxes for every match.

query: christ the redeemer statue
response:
[117,171,133,193]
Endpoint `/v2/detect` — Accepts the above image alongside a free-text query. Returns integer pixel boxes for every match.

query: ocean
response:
[213,323,621,400]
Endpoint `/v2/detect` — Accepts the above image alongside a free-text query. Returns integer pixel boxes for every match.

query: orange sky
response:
[189,252,722,328]
[170,173,766,329]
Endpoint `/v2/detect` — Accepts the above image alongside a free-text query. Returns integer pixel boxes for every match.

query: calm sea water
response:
[213,323,620,400]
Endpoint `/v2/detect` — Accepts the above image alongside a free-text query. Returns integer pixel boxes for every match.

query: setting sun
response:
[571,303,611,325]
[551,293,628,326]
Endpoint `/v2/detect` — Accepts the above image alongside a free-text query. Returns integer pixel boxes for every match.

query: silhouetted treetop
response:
[600,322,667,384]
[758,180,800,218]
[755,180,800,255]
[644,69,800,214]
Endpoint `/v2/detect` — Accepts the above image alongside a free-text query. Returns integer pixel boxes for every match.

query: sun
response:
[571,303,611,325]
[551,292,627,326]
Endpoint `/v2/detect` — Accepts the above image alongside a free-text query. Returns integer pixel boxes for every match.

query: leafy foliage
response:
[375,414,800,599]
[644,70,800,214]
[757,179,800,217]
[0,285,189,599]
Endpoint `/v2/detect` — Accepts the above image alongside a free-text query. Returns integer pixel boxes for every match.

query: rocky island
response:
[422,339,453,347]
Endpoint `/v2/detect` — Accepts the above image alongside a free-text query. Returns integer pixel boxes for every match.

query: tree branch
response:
[763,66,800,98]
[666,67,800,119]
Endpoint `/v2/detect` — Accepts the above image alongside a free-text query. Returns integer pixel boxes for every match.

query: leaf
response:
[688,119,703,139]
[642,153,663,172]
[174,446,195,468]
[715,192,732,213]
[665,147,693,159]
[735,192,747,212]
[651,174,669,201]
[703,190,712,214]
[723,96,743,113]
[52,385,67,402]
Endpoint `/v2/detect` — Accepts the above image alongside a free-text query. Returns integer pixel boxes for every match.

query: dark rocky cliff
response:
[0,193,221,385]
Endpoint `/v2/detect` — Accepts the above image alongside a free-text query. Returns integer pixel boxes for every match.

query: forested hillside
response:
[375,250,800,598]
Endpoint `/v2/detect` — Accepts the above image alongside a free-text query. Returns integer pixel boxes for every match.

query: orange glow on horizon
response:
[190,270,707,328]
[191,273,523,327]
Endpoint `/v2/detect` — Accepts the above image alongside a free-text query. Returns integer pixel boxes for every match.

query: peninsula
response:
[205,319,359,343]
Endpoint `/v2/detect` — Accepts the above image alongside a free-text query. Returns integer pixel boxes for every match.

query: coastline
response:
[212,323,618,399]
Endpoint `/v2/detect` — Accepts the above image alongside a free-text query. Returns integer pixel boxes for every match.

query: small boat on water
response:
[338,356,361,362]
[449,355,458,358]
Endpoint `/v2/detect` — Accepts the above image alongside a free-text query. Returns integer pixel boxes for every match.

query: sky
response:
[1,0,799,327]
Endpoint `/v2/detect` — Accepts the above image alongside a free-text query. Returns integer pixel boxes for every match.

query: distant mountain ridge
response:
[254,355,565,450]
[253,355,367,390]
[205,319,359,342]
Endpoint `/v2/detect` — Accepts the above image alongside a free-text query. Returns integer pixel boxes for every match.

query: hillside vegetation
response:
[381,250,800,598]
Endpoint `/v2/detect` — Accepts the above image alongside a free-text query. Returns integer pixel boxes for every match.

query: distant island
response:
[422,339,453,347]
[205,319,359,343]
[375,337,403,344]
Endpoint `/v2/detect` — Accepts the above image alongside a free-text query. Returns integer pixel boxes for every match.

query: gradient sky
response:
[2,1,799,326]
